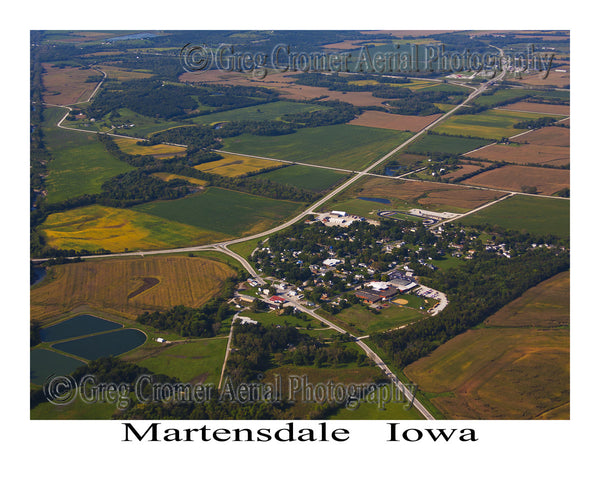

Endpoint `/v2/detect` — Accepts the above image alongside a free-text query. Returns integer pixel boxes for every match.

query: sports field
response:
[30,255,236,321]
[222,124,411,171]
[457,194,569,238]
[404,272,570,419]
[40,204,225,252]
[254,164,348,191]
[433,110,564,140]
[132,188,303,237]
[194,153,281,177]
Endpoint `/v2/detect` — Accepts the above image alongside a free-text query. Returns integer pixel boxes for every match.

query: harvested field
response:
[513,69,570,88]
[404,271,570,419]
[469,143,570,166]
[42,63,99,105]
[441,162,491,181]
[404,327,569,419]
[461,165,570,195]
[485,271,570,328]
[321,39,371,49]
[513,126,570,147]
[497,102,570,115]
[30,256,236,321]
[348,111,442,132]
[347,177,503,212]
[194,153,281,177]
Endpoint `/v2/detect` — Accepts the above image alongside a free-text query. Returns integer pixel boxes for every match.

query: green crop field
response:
[133,188,303,237]
[433,110,563,140]
[255,164,348,191]
[222,124,412,171]
[136,338,228,385]
[42,111,135,203]
[457,194,570,239]
[406,132,491,155]
[473,88,533,107]
[190,101,328,125]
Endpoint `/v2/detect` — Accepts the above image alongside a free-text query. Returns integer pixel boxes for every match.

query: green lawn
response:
[406,132,491,155]
[323,303,426,336]
[240,311,321,329]
[255,164,349,192]
[132,188,303,237]
[42,111,135,203]
[457,194,570,239]
[136,338,228,385]
[222,124,412,171]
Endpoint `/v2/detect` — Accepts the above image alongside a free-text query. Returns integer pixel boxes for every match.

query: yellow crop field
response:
[151,172,208,186]
[41,205,225,253]
[194,153,281,177]
[113,137,187,156]
[348,79,379,86]
[31,256,236,321]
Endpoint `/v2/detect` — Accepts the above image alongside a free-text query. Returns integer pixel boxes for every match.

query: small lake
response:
[53,329,147,360]
[40,315,123,343]
[30,267,46,286]
[358,197,391,204]
[30,349,85,385]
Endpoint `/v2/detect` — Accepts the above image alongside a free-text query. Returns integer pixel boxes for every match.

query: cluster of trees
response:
[226,323,302,383]
[513,116,560,129]
[280,339,369,367]
[88,79,281,121]
[136,278,238,337]
[372,247,569,368]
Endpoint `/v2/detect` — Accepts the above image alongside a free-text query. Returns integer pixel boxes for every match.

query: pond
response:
[30,349,86,385]
[52,329,147,360]
[358,197,391,204]
[40,315,123,343]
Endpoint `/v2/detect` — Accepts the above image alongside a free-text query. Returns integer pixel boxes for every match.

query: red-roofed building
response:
[270,296,286,304]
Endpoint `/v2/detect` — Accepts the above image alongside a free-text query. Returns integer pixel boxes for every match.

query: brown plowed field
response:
[441,162,491,181]
[497,101,570,115]
[349,111,442,132]
[356,177,503,210]
[514,126,570,147]
[470,143,570,166]
[41,63,99,105]
[461,165,569,195]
